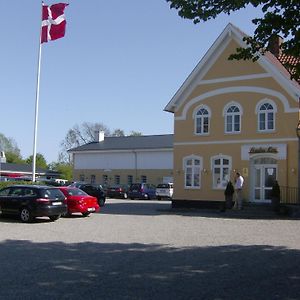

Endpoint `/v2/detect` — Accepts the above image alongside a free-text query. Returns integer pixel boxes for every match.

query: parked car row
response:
[0,181,173,223]
[105,183,174,200]
[0,184,102,223]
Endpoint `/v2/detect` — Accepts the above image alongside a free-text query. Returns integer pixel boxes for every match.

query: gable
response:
[165,23,300,114]
[203,40,266,80]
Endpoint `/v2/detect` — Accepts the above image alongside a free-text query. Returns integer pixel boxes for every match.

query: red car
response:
[58,187,100,217]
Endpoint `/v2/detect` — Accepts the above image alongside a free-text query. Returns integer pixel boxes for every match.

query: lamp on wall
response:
[296,120,300,204]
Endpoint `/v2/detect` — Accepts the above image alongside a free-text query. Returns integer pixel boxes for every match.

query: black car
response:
[106,185,129,199]
[69,182,106,206]
[0,185,67,223]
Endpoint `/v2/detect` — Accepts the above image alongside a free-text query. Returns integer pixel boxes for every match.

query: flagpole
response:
[32,2,43,182]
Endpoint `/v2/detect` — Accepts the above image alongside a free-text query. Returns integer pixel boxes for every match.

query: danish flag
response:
[41,3,69,43]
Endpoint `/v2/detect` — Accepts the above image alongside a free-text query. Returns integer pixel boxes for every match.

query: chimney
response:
[95,130,105,142]
[268,35,283,57]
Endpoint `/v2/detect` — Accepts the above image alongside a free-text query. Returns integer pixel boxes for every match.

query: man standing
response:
[235,172,244,210]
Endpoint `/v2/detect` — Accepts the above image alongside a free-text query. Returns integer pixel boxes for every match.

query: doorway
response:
[253,157,277,202]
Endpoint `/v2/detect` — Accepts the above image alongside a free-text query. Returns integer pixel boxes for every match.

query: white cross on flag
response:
[41,3,69,43]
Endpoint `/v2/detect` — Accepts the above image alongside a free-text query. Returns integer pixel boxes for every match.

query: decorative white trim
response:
[222,101,243,116]
[164,24,238,113]
[193,104,212,118]
[174,137,296,146]
[198,73,272,85]
[69,148,173,154]
[164,23,300,114]
[175,86,297,121]
[182,155,203,169]
[210,154,232,170]
[255,98,277,114]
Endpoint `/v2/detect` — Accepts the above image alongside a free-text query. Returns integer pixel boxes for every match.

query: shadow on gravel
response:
[100,200,297,220]
[0,240,299,299]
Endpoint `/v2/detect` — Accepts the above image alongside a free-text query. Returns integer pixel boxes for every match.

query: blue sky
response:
[0,1,263,163]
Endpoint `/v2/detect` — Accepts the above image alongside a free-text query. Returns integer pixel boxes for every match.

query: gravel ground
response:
[0,199,299,300]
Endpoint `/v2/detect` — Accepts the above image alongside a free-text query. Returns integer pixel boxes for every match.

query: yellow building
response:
[164,24,300,207]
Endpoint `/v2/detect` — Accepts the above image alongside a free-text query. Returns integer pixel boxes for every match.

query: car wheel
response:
[82,212,91,217]
[157,196,161,200]
[49,215,60,221]
[99,198,105,207]
[20,207,33,223]
[123,193,128,199]
[62,211,71,217]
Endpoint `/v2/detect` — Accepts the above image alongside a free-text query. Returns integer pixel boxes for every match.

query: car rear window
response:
[157,184,171,188]
[130,184,141,190]
[66,188,87,196]
[40,188,65,199]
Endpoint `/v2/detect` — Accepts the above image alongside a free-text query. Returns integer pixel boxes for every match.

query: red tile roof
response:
[277,54,300,80]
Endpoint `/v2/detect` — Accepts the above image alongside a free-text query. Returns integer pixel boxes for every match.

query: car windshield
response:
[66,188,88,196]
[40,188,64,199]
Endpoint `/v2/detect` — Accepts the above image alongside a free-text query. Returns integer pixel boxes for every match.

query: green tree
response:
[166,0,300,81]
[49,162,73,181]
[26,153,48,169]
[0,133,23,162]
[129,131,142,136]
[5,152,24,164]
[112,129,125,137]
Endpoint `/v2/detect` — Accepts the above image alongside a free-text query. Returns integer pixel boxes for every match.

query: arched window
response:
[183,156,202,188]
[256,100,276,132]
[194,105,211,135]
[224,102,242,133]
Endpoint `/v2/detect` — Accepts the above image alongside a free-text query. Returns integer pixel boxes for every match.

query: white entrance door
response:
[254,165,277,202]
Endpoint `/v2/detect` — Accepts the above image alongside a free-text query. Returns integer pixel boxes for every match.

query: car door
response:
[0,187,24,214]
[0,187,12,214]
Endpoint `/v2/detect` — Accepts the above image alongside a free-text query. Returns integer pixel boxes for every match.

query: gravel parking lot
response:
[0,198,300,299]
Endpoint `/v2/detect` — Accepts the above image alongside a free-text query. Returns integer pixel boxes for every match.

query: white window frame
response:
[223,101,242,134]
[255,99,277,132]
[211,155,232,189]
[183,155,203,189]
[193,105,211,135]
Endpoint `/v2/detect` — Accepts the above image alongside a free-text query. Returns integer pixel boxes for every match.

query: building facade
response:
[69,133,173,187]
[164,24,300,206]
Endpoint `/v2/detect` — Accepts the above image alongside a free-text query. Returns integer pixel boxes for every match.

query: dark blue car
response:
[128,183,156,200]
